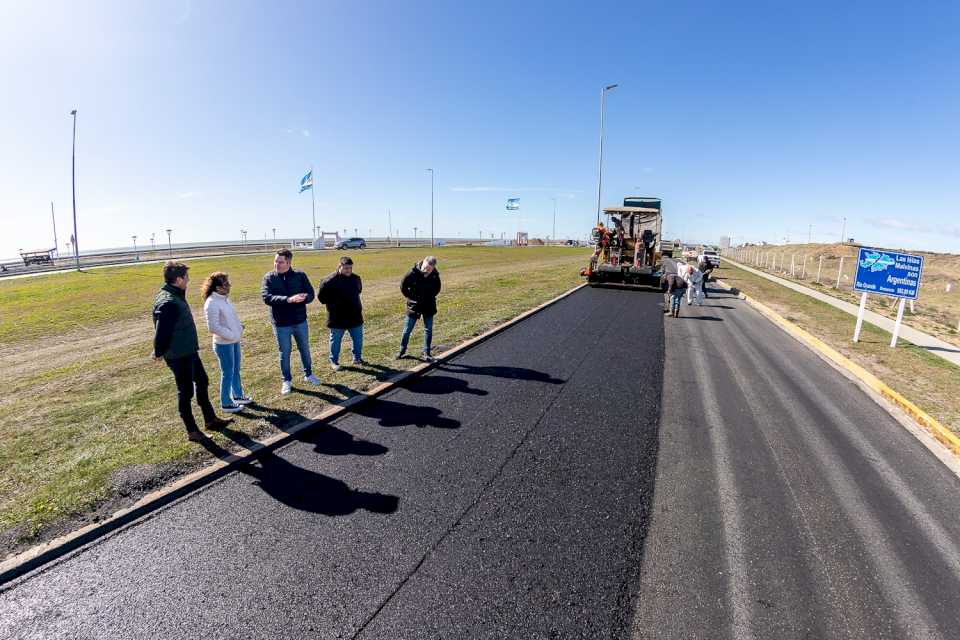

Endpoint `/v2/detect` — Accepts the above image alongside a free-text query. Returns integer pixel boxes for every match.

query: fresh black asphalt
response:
[0,286,664,639]
[6,274,960,639]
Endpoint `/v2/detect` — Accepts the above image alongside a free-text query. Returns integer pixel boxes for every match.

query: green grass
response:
[717,263,960,437]
[0,246,589,550]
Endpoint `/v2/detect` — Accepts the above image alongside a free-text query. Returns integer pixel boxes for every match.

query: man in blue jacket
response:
[261,249,319,394]
[153,261,232,441]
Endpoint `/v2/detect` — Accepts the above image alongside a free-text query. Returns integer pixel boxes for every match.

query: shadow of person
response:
[437,363,565,385]
[399,374,489,396]
[306,424,389,456]
[240,453,399,515]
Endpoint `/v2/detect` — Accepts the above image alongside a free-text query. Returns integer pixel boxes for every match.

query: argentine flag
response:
[299,170,314,193]
[506,198,520,211]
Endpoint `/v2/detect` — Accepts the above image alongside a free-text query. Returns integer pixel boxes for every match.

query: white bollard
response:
[801,256,807,279]
[835,256,844,289]
[817,255,823,284]
[791,254,796,277]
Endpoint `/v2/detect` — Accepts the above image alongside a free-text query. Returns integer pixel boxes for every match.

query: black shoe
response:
[187,430,208,442]
[205,416,233,430]
[421,352,435,362]
[396,349,407,359]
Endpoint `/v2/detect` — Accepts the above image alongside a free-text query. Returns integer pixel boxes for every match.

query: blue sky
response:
[1,1,958,260]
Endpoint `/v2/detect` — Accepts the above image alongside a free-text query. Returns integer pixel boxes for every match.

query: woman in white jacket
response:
[202,272,250,413]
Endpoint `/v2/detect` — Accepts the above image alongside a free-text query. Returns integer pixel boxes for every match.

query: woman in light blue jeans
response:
[202,272,251,412]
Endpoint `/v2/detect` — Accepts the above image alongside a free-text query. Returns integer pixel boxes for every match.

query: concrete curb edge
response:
[0,282,588,587]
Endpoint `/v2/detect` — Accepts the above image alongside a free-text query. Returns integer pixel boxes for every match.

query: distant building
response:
[720,236,731,249]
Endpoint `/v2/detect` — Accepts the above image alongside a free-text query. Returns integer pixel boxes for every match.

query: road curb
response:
[0,282,588,588]
[714,278,960,460]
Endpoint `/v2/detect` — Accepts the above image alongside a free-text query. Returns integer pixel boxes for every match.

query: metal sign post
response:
[852,247,924,347]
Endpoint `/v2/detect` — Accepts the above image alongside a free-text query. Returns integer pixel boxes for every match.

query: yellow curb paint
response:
[0,282,588,582]
[715,278,960,459]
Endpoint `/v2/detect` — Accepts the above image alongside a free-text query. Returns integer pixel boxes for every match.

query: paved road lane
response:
[1,286,664,640]
[632,264,960,639]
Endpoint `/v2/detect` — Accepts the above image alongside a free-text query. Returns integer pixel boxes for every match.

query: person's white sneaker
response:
[281,381,292,395]
[233,396,253,405]
[221,404,243,413]
[330,362,341,372]
[304,374,321,385]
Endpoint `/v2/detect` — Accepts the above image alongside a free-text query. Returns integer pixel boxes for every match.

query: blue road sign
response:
[854,247,924,300]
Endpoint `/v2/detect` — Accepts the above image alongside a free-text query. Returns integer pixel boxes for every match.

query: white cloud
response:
[641,167,654,173]
[176,192,199,199]
[282,128,294,134]
[301,129,311,137]
[875,217,931,233]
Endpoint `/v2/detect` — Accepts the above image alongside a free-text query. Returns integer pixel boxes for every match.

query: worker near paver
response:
[698,256,715,299]
[318,256,365,370]
[681,263,704,306]
[262,249,319,394]
[397,255,442,361]
[152,261,232,441]
[660,271,688,318]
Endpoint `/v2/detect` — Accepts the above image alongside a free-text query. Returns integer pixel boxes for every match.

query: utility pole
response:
[70,109,80,270]
[387,210,392,241]
[166,229,172,258]
[51,202,58,257]
[150,233,155,250]
[132,235,138,260]
[272,227,276,241]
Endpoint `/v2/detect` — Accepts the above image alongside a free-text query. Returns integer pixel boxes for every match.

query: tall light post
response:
[165,229,172,258]
[132,235,138,260]
[70,109,80,270]
[426,168,434,247]
[551,197,557,243]
[414,226,418,243]
[272,227,276,241]
[596,84,618,224]
[150,233,155,250]
[241,229,247,247]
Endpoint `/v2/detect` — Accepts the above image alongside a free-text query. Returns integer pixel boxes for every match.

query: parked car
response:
[699,249,721,268]
[334,237,366,249]
[682,246,698,259]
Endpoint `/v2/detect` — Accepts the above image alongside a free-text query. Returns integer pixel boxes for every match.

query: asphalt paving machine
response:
[582,197,664,286]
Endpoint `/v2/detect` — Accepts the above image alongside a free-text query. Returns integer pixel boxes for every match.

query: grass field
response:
[724,243,960,347]
[0,246,589,555]
[715,262,960,440]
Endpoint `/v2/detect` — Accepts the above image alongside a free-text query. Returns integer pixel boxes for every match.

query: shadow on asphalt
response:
[399,374,489,396]
[325,382,461,429]
[436,363,565,385]
[241,453,399,515]
[681,315,723,321]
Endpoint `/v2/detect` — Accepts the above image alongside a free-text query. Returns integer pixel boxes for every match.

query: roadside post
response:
[801,256,807,280]
[791,254,795,277]
[835,256,844,289]
[817,256,823,284]
[851,247,924,347]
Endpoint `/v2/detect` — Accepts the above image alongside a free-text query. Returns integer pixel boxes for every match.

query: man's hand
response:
[288,293,307,304]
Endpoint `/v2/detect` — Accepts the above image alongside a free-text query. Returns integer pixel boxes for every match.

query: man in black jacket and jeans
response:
[318,256,364,370]
[153,261,232,441]
[397,256,441,361]
[261,249,318,394]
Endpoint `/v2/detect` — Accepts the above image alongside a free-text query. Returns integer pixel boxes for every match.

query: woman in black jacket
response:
[397,256,441,360]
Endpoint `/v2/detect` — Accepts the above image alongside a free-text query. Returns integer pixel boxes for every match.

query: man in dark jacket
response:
[660,271,688,318]
[262,249,318,394]
[153,261,231,441]
[318,256,364,370]
[698,256,715,298]
[397,256,441,361]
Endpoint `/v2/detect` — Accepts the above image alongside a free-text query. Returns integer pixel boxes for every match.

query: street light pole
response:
[150,233,155,250]
[426,168,434,247]
[596,84,618,225]
[132,235,137,260]
[70,109,80,270]
[166,229,172,258]
[551,197,557,243]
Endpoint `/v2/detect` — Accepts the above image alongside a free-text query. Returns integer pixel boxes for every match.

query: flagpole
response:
[310,165,316,242]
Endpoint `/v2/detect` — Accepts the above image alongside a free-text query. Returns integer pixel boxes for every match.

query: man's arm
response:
[153,302,177,358]
[261,273,288,306]
[300,272,315,305]
[400,272,413,299]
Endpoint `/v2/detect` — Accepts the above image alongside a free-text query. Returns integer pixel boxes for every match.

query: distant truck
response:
[20,249,56,267]
[582,197,665,286]
[699,249,720,268]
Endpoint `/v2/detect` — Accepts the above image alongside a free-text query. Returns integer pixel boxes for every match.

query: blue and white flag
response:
[505,198,520,211]
[299,169,314,193]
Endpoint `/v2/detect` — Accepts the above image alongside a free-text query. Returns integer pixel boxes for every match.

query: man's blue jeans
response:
[400,314,433,354]
[671,290,684,313]
[273,320,312,382]
[213,342,245,407]
[330,325,363,364]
